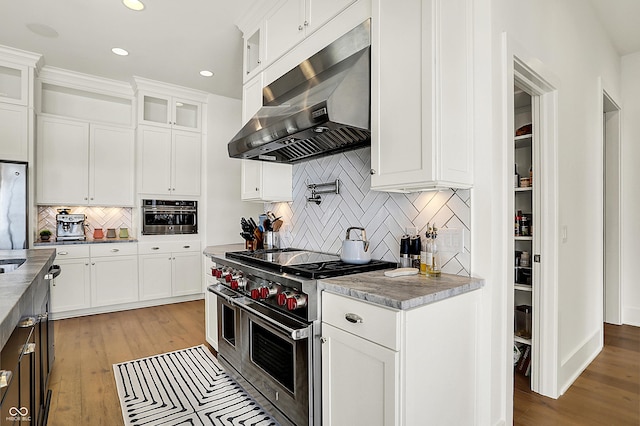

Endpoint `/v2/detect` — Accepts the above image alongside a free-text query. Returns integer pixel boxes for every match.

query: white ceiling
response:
[0,1,637,101]
[589,0,640,56]
[0,0,257,99]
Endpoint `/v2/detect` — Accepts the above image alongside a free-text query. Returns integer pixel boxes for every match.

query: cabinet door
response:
[172,98,201,131]
[205,285,218,351]
[321,323,399,426]
[139,126,172,195]
[306,0,357,34]
[37,117,89,204]
[139,254,173,300]
[50,258,90,313]
[0,62,28,106]
[242,73,263,125]
[138,92,171,128]
[90,125,135,206]
[241,160,262,200]
[0,103,28,161]
[243,26,263,83]
[172,251,202,296]
[91,255,138,307]
[172,130,201,196]
[265,0,305,64]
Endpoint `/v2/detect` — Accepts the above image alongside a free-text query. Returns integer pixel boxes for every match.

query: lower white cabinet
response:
[139,241,202,301]
[50,246,91,313]
[321,288,481,425]
[90,244,138,307]
[47,244,138,314]
[204,277,218,351]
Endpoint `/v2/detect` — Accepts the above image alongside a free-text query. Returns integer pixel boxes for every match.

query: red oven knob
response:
[277,291,295,306]
[213,268,222,278]
[225,274,233,283]
[251,288,261,300]
[260,287,273,299]
[231,279,239,290]
[287,294,308,311]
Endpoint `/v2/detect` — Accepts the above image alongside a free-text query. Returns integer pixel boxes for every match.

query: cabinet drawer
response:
[138,242,172,254]
[322,292,401,350]
[52,245,91,259]
[169,241,200,253]
[90,243,137,257]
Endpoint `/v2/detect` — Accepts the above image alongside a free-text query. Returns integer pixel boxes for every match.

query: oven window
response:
[222,304,236,346]
[251,323,294,393]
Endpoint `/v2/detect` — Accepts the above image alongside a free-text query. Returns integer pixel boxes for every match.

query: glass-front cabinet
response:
[138,92,201,131]
[0,61,28,106]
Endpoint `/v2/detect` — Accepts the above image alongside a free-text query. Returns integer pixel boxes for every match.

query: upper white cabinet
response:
[243,25,264,83]
[264,0,357,65]
[0,57,33,107]
[138,125,201,196]
[240,73,292,202]
[0,103,28,161]
[370,0,473,192]
[37,116,135,206]
[138,92,201,132]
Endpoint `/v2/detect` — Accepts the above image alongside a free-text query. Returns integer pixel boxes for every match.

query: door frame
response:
[601,82,623,325]
[502,33,560,408]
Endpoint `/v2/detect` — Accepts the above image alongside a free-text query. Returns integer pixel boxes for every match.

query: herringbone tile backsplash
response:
[37,206,133,237]
[267,147,471,276]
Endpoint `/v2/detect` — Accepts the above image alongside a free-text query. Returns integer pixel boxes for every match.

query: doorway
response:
[603,90,622,325]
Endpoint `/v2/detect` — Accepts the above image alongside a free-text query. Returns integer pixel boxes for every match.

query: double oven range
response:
[207,248,396,426]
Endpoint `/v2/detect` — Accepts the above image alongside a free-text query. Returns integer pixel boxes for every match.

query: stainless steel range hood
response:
[228,20,371,164]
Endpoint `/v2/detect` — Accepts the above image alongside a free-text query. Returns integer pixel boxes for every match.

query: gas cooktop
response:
[226,248,397,279]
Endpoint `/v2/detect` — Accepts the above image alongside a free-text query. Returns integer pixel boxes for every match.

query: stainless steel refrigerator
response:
[0,161,28,249]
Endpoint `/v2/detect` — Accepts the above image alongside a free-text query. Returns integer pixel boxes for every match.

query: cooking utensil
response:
[341,227,371,264]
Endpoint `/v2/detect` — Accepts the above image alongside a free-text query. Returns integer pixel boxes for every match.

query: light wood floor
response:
[47,302,639,425]
[47,300,211,426]
[514,323,640,425]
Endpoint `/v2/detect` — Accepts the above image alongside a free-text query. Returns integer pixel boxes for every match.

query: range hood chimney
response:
[228,20,371,164]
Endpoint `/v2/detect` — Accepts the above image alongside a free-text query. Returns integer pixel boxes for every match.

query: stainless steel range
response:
[207,248,396,426]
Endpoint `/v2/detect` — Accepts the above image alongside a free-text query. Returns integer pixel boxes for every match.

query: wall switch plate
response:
[437,228,464,253]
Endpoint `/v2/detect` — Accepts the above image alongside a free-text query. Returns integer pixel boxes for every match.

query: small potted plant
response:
[39,229,52,241]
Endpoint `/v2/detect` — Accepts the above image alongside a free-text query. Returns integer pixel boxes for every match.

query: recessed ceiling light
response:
[111,47,129,56]
[200,70,214,77]
[122,0,145,11]
[26,23,59,38]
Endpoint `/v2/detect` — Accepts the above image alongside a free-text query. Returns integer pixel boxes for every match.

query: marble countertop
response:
[0,248,56,350]
[34,237,138,246]
[319,270,484,310]
[203,244,246,257]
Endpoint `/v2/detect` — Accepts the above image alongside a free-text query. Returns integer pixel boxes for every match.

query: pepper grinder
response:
[400,235,411,268]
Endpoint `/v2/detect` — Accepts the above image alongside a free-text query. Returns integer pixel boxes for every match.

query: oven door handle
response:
[207,284,238,303]
[233,297,311,341]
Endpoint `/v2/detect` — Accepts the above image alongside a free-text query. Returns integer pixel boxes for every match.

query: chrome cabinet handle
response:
[321,337,327,344]
[298,25,303,31]
[304,20,308,26]
[58,251,69,255]
[345,313,363,324]
[151,247,160,250]
[0,370,12,388]
[111,248,119,252]
[183,245,190,249]
[22,343,36,355]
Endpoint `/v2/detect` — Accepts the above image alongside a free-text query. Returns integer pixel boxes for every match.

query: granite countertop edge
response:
[318,273,485,310]
[34,237,138,246]
[0,249,56,350]
[203,244,247,257]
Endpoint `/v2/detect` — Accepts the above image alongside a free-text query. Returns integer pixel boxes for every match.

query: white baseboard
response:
[50,293,204,320]
[623,306,640,327]
[559,328,602,395]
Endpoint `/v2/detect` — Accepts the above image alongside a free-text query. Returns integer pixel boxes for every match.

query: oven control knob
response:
[251,288,261,300]
[277,291,295,306]
[287,293,308,311]
[260,286,276,299]
[230,279,239,290]
[213,268,223,278]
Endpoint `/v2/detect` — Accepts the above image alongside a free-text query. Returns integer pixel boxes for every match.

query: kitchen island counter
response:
[0,248,56,350]
[319,270,484,310]
[202,244,246,258]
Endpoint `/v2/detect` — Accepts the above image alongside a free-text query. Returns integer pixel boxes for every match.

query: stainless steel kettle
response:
[340,227,371,264]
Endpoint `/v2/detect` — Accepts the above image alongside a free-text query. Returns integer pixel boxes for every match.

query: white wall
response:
[204,94,262,245]
[621,52,640,326]
[477,0,622,423]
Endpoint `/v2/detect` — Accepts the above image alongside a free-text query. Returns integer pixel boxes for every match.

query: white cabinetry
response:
[264,0,357,65]
[370,0,473,192]
[139,241,202,301]
[90,243,138,307]
[36,116,134,206]
[321,289,481,425]
[138,125,201,196]
[49,246,91,313]
[240,73,292,202]
[204,255,218,351]
[0,102,28,161]
[138,91,201,132]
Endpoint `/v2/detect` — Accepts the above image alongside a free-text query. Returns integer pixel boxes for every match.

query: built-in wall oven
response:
[208,249,396,426]
[141,200,197,235]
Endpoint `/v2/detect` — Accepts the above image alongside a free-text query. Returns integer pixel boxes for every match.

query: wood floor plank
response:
[514,323,640,426]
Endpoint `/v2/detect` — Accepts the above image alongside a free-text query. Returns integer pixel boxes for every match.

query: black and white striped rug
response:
[113,345,280,426]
